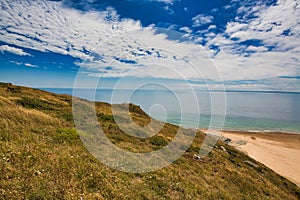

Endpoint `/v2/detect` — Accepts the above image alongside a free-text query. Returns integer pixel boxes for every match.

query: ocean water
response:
[42,88,300,133]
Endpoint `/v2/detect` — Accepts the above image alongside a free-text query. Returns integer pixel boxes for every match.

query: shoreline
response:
[222,129,300,135]
[199,127,300,135]
[201,129,300,187]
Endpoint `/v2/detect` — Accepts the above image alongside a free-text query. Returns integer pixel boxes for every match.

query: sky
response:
[0,0,299,91]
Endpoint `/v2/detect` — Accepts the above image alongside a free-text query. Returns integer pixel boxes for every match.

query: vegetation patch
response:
[54,128,79,143]
[16,97,54,110]
[97,113,115,122]
[61,113,74,122]
[149,135,168,147]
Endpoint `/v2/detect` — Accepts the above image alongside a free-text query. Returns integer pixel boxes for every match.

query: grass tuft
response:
[54,128,79,143]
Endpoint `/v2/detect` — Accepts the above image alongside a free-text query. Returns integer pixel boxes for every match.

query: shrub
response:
[97,113,115,122]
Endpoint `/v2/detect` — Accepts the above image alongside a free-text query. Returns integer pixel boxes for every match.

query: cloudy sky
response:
[0,0,299,91]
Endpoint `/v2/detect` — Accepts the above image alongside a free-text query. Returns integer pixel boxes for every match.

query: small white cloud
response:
[208,25,217,30]
[246,45,268,52]
[211,8,219,13]
[9,61,23,65]
[151,0,176,4]
[192,14,213,27]
[126,0,176,4]
[0,45,31,56]
[180,26,192,33]
[163,5,174,15]
[24,63,38,68]
[224,5,231,10]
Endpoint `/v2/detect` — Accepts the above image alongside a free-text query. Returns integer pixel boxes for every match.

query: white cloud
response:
[208,25,217,30]
[155,0,176,4]
[0,0,223,82]
[77,28,219,80]
[1,0,299,91]
[246,45,268,52]
[0,1,141,61]
[192,14,213,27]
[226,0,300,50]
[9,60,38,67]
[212,50,298,81]
[179,27,192,33]
[0,45,31,56]
[126,0,177,4]
[163,5,174,15]
[9,61,22,65]
[224,5,231,10]
[203,0,300,88]
[24,63,38,68]
[225,22,248,35]
[156,0,180,4]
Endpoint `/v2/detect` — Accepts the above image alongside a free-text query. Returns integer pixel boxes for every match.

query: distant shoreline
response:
[220,129,300,135]
[198,127,300,135]
[38,87,300,94]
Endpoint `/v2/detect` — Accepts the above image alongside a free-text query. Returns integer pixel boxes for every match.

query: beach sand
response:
[214,130,300,187]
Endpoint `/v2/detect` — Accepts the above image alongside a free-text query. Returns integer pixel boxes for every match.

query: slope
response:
[0,83,299,199]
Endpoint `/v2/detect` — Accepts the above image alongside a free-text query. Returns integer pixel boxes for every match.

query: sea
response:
[41,88,300,133]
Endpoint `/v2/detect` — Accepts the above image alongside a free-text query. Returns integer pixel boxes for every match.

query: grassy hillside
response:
[0,82,299,199]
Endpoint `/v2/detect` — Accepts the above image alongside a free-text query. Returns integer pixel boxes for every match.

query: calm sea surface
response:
[42,88,300,133]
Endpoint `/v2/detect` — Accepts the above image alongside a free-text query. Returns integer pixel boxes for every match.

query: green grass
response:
[54,128,79,143]
[149,135,168,147]
[16,97,55,110]
[0,82,299,199]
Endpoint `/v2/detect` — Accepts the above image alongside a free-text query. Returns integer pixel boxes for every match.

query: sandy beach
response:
[212,130,300,187]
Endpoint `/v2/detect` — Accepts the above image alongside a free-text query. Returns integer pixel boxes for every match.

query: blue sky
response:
[0,0,299,91]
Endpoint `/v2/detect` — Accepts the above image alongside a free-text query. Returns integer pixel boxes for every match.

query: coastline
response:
[202,129,300,187]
